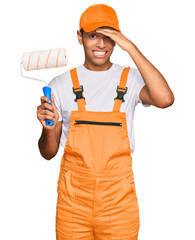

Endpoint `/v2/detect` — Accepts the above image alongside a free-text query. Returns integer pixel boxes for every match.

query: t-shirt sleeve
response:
[133,68,151,107]
[47,77,63,121]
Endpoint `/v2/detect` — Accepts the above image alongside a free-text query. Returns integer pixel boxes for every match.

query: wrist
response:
[43,127,56,137]
[126,41,137,55]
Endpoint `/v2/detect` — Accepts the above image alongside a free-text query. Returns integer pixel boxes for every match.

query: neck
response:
[83,61,113,71]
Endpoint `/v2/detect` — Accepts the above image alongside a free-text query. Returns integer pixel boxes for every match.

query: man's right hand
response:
[37,93,59,131]
[37,93,62,160]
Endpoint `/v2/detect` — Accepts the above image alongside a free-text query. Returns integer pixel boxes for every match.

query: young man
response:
[37,4,174,240]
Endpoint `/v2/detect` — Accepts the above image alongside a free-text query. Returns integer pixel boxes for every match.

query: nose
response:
[96,36,106,48]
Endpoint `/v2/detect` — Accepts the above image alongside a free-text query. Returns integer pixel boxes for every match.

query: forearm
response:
[127,41,174,106]
[38,128,58,160]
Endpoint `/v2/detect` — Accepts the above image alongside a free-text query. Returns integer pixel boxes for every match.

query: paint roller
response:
[20,48,68,126]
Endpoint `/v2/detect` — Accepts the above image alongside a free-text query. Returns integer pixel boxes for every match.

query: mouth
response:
[92,51,108,58]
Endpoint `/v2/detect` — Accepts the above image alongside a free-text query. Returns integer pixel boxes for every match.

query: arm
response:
[95,28,175,108]
[126,43,174,108]
[38,121,62,160]
[37,94,62,160]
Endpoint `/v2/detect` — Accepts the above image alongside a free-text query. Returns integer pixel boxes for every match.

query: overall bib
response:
[56,67,140,240]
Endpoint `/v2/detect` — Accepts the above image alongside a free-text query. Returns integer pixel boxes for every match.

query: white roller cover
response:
[22,48,68,71]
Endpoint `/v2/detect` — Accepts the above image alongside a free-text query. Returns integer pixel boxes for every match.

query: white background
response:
[1,0,195,239]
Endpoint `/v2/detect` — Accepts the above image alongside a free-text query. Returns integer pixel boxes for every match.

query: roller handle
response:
[42,86,54,126]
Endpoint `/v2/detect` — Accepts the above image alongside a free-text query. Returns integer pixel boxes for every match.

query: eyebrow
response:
[88,31,96,34]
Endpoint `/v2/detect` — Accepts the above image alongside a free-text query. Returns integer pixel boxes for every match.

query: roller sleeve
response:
[22,48,68,71]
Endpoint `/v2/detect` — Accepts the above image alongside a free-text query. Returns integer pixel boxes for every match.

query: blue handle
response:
[43,86,54,126]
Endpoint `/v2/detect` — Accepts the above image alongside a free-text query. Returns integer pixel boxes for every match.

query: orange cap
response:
[79,4,121,33]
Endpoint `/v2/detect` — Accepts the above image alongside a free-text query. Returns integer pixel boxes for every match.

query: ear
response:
[77,30,83,45]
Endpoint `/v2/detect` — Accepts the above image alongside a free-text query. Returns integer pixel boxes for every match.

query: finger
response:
[41,119,56,130]
[40,119,50,129]
[40,102,54,111]
[38,112,55,121]
[51,94,59,117]
[96,28,113,33]
[40,119,46,127]
[40,96,51,104]
[37,107,55,118]
[95,29,113,38]
[37,105,41,110]
[37,110,56,129]
[37,108,55,117]
[95,29,109,35]
[51,94,56,108]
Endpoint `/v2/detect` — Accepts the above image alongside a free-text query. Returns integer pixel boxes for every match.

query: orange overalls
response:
[56,67,140,240]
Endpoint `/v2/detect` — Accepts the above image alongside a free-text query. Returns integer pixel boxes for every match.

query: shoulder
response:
[112,63,126,73]
[112,64,140,78]
[125,67,146,100]
[127,67,144,85]
[129,67,141,78]
[111,65,141,86]
[48,65,82,88]
[54,69,72,84]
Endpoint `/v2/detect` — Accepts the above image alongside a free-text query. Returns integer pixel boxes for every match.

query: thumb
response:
[51,93,56,107]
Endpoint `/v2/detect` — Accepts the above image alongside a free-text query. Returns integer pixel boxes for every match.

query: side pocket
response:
[57,169,71,191]
[123,174,140,222]
[122,174,135,190]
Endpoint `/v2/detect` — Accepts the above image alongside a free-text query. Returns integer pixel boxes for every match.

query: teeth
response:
[93,51,107,55]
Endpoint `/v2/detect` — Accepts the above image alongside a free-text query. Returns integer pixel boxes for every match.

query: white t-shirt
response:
[48,63,150,156]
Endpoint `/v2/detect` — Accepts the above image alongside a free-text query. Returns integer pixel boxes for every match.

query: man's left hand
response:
[95,28,132,52]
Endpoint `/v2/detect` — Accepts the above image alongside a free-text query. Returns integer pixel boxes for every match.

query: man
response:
[37,4,174,240]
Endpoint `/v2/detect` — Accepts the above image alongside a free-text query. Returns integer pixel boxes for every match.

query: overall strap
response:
[112,67,130,112]
[70,68,87,111]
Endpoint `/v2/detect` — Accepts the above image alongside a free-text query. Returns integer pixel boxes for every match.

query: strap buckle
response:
[72,85,85,102]
[114,85,128,102]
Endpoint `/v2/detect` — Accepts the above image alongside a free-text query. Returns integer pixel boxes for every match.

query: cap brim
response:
[82,22,121,32]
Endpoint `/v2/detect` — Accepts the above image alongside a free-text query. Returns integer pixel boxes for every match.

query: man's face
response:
[77,27,116,67]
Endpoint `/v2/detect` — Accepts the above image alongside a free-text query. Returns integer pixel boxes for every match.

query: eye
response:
[106,36,110,39]
[89,34,96,39]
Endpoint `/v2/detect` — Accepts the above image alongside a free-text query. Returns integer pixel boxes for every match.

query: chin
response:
[92,56,110,64]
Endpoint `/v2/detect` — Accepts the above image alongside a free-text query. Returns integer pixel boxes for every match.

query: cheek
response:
[83,44,91,53]
[106,39,115,48]
[108,44,115,52]
[83,41,93,51]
